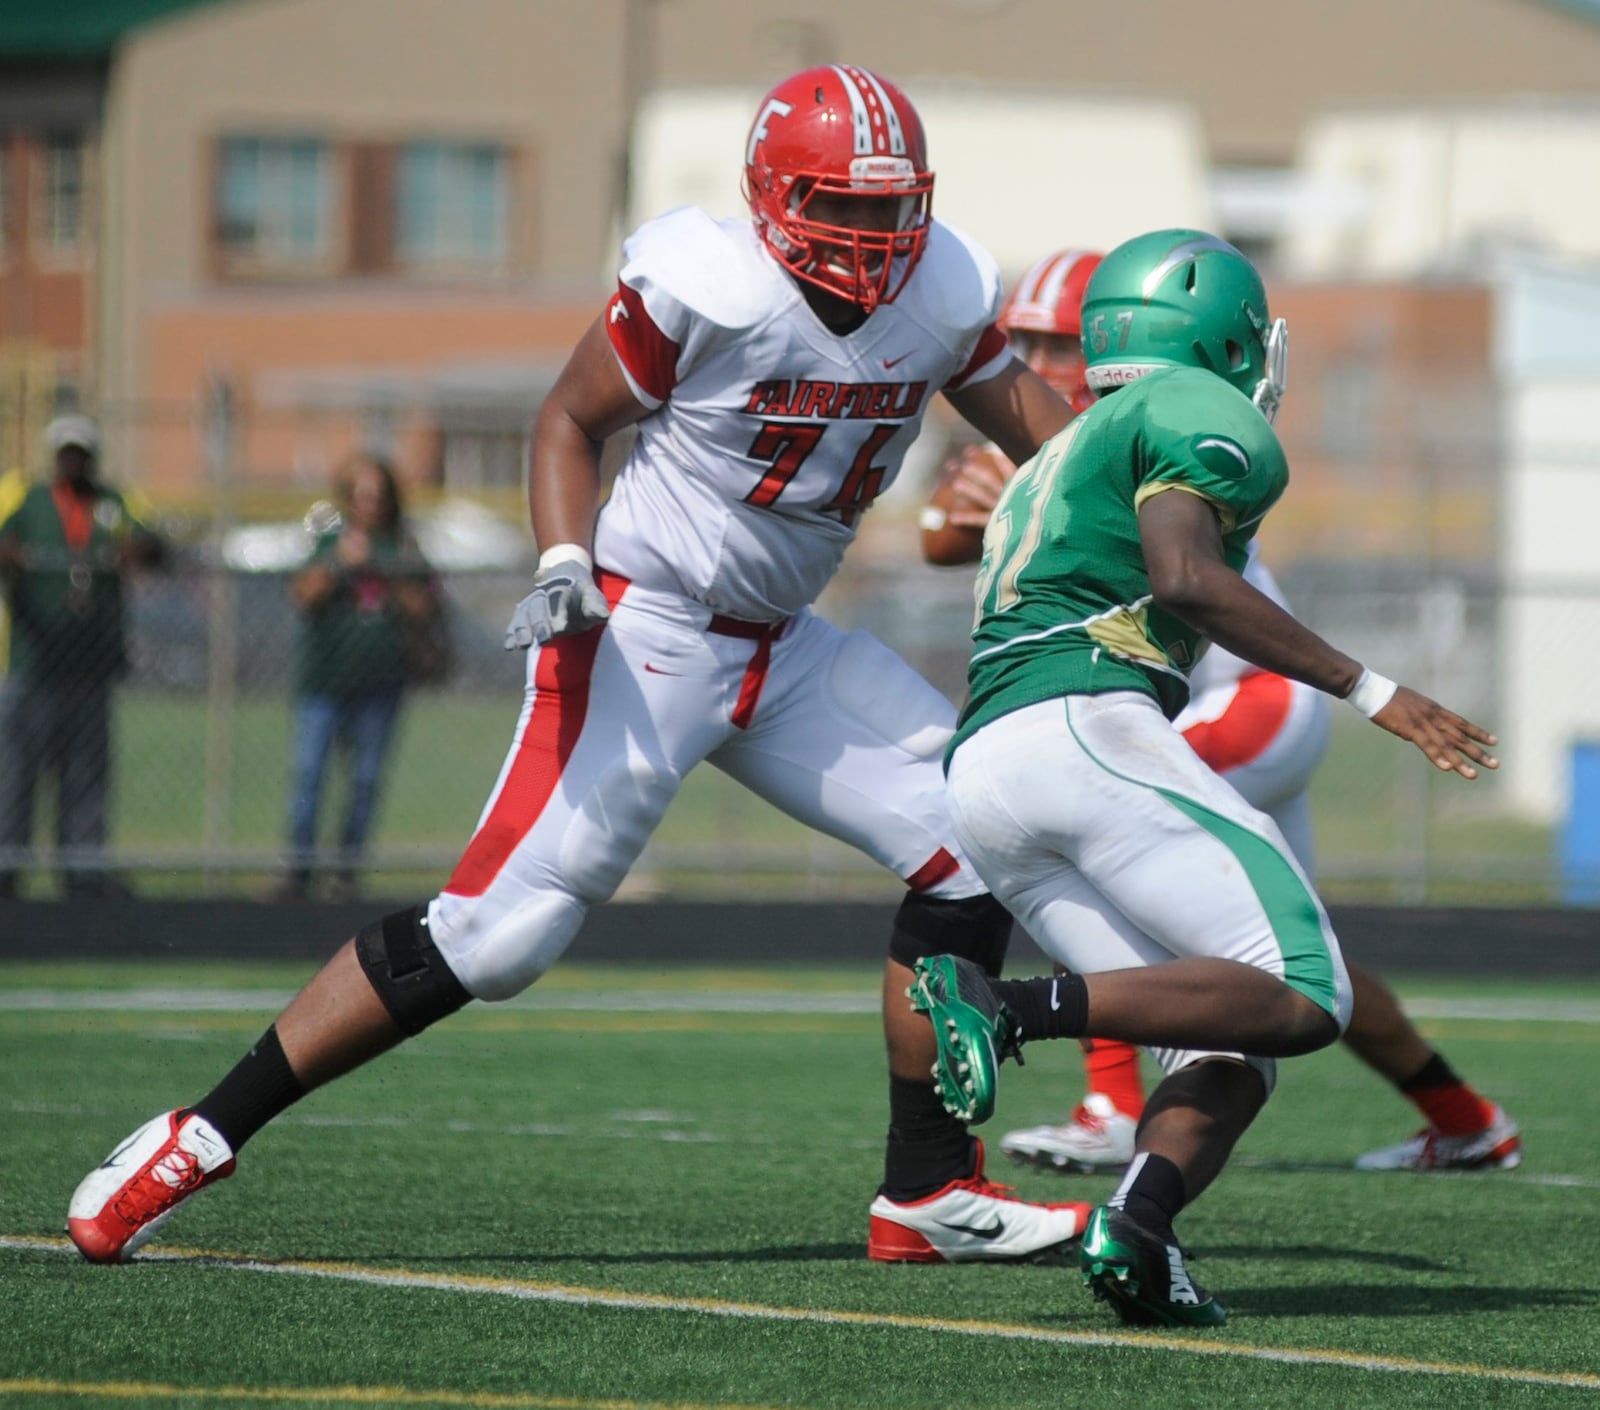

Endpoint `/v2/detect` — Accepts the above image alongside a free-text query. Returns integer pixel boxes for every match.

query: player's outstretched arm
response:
[506,316,655,650]
[944,360,1073,472]
[1139,490,1499,780]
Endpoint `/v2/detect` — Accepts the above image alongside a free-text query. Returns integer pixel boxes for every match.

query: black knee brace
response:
[354,904,472,1036]
[888,891,1013,978]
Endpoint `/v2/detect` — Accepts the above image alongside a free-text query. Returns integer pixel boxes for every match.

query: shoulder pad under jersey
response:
[618,207,786,334]
[894,220,1005,346]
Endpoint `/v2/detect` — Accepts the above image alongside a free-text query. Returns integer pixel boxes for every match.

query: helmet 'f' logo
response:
[746,97,794,166]
[833,64,907,157]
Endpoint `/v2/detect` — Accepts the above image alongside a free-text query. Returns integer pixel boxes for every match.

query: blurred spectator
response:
[0,415,167,899]
[273,452,445,901]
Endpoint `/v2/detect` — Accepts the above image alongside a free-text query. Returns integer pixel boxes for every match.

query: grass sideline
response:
[4,961,1598,1409]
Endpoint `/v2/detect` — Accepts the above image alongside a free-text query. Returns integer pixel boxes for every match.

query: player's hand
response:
[945,445,1015,528]
[503,557,611,649]
[1371,685,1500,779]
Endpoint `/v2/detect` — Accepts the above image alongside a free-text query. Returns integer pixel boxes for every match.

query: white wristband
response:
[918,506,949,532]
[537,542,593,573]
[1345,667,1398,718]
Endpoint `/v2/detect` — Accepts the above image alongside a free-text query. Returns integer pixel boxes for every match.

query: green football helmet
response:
[1080,229,1288,423]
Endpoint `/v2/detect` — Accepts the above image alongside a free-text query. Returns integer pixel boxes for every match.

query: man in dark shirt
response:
[0,415,165,898]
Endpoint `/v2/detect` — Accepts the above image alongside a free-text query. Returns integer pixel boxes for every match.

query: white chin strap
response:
[1253,317,1289,425]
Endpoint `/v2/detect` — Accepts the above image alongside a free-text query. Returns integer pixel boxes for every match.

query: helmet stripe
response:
[1140,235,1238,301]
[852,67,907,156]
[831,64,878,155]
[1032,248,1094,311]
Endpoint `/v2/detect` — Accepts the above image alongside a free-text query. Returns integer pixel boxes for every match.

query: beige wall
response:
[93,0,1600,438]
[100,0,630,407]
[643,0,1600,162]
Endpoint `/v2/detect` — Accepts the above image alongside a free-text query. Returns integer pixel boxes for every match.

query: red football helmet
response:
[743,64,935,312]
[998,248,1103,413]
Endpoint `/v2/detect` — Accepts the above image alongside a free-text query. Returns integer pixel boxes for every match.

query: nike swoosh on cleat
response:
[99,1133,143,1169]
[935,1218,1005,1240]
[1050,980,1060,1011]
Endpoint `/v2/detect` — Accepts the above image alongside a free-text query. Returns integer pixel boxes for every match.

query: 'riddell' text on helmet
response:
[743,65,935,312]
[1080,230,1289,424]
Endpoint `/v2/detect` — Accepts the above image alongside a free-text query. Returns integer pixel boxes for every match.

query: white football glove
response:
[503,550,611,650]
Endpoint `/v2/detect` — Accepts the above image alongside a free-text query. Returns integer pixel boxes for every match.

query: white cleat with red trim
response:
[67,1110,236,1263]
[868,1140,1092,1263]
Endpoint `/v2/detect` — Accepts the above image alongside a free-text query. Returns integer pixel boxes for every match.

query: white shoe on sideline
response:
[999,1092,1138,1173]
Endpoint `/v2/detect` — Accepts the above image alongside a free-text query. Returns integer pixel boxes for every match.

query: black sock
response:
[991,972,1088,1042]
[1397,1052,1458,1092]
[190,1024,306,1153]
[1109,1152,1187,1244]
[882,1076,975,1202]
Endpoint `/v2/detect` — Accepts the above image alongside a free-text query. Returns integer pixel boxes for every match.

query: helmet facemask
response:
[1251,315,1289,425]
[742,65,935,313]
[762,159,933,311]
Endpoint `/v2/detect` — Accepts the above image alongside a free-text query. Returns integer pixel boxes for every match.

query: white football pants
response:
[427,574,984,999]
[946,691,1352,1086]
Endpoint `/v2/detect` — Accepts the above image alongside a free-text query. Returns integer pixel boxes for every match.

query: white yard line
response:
[4,1235,1598,1394]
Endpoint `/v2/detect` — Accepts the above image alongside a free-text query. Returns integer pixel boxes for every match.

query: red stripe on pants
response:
[1182,671,1293,775]
[906,847,960,892]
[443,573,629,898]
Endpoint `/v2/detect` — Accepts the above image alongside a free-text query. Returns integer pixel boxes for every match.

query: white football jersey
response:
[595,206,1012,620]
[1185,541,1293,698]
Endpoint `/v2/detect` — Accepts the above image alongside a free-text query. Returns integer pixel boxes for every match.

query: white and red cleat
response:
[67,1110,236,1263]
[868,1140,1091,1263]
[999,1092,1139,1173]
[1354,1105,1522,1172]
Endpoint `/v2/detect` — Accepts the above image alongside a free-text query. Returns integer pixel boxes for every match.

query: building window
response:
[398,142,507,269]
[37,135,86,256]
[216,136,332,269]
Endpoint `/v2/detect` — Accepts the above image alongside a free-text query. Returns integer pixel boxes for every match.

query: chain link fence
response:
[1,388,1594,904]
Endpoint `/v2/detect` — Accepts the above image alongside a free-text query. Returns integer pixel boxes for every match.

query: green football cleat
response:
[909,954,1023,1124]
[1079,1205,1227,1328]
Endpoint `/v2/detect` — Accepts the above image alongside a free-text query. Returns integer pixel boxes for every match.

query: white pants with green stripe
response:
[946,691,1352,1084]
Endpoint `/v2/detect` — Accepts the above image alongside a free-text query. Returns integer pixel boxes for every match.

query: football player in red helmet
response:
[921,248,1102,565]
[743,64,936,322]
[66,65,1090,1272]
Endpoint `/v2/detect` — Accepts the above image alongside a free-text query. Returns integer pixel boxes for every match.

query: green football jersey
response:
[954,366,1288,753]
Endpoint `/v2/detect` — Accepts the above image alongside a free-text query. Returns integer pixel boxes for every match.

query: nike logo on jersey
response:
[882,351,913,369]
[642,662,682,676]
[936,1217,1006,1240]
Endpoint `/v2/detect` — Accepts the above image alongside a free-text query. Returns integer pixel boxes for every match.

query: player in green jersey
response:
[910,230,1499,1328]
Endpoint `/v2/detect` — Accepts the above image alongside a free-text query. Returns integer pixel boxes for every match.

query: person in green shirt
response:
[0,415,166,899]
[909,231,1499,1327]
[272,453,444,902]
